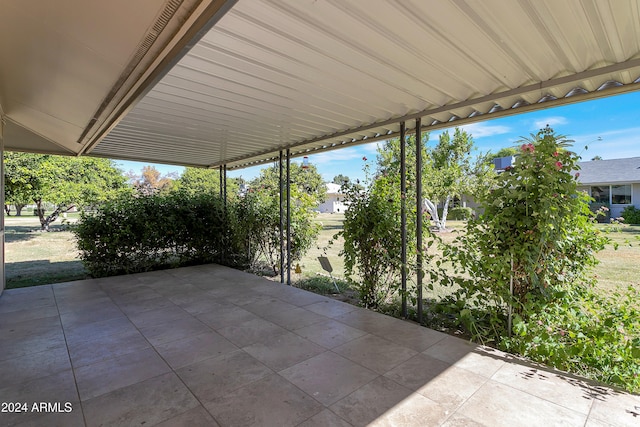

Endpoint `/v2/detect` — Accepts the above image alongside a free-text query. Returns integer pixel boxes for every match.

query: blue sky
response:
[117,91,640,183]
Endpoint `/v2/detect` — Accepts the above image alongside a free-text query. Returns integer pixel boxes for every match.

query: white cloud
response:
[458,122,511,138]
[533,116,568,129]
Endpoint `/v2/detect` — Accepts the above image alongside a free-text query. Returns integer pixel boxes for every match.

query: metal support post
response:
[286,149,292,285]
[400,121,407,318]
[279,151,285,284]
[415,117,424,323]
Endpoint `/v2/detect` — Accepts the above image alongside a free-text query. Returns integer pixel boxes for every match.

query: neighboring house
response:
[318,183,349,213]
[577,157,640,218]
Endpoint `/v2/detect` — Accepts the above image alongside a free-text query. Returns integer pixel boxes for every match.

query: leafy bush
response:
[75,188,321,278]
[427,128,640,392]
[621,205,640,225]
[75,192,245,277]
[339,175,405,308]
[589,202,610,223]
[504,285,640,393]
[447,206,474,221]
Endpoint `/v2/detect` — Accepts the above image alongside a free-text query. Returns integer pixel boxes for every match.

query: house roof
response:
[577,157,640,184]
[2,1,640,170]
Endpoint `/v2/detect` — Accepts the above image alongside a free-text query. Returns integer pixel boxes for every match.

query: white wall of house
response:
[318,194,349,213]
[579,183,639,219]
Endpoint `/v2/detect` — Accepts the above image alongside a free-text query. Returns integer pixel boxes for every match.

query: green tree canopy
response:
[4,153,129,230]
[332,174,350,185]
[251,162,326,205]
[174,167,240,199]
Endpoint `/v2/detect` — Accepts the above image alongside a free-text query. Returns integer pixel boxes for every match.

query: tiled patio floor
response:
[0,264,638,426]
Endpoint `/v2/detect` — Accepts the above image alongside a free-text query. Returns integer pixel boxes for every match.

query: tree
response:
[591,155,603,161]
[243,162,325,274]
[4,152,37,216]
[376,127,485,231]
[332,174,350,185]
[251,162,326,206]
[4,153,129,230]
[174,167,240,200]
[127,166,176,195]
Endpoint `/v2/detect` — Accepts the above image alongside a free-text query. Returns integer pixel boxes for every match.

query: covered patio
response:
[1,264,638,426]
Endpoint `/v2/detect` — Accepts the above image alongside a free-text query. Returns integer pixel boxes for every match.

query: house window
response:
[611,184,632,204]
[590,186,610,204]
[590,184,632,205]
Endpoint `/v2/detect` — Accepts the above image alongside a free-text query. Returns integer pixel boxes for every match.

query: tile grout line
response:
[51,284,89,427]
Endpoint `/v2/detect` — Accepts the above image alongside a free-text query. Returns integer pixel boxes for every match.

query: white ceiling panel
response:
[2,1,639,170]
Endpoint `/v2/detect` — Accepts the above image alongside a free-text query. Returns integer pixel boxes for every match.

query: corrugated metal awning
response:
[3,1,640,170]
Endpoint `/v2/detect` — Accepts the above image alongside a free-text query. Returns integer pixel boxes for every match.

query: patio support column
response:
[415,117,423,323]
[223,164,227,208]
[286,149,292,285]
[279,150,285,284]
[219,166,223,199]
[400,121,407,318]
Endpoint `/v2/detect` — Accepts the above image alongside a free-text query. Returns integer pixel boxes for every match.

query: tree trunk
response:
[15,204,26,216]
[4,205,10,216]
[441,195,451,230]
[423,199,441,230]
[37,200,73,231]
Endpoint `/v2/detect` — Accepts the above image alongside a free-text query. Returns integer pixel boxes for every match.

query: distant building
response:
[318,183,349,213]
[577,157,640,218]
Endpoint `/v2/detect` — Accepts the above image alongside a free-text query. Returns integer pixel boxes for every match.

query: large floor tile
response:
[153,405,220,427]
[216,318,288,347]
[82,372,199,427]
[138,315,211,346]
[196,305,260,330]
[491,362,594,414]
[0,345,71,388]
[154,331,238,369]
[297,409,352,427]
[243,331,325,371]
[74,347,171,400]
[293,318,367,349]
[260,306,327,330]
[333,334,417,374]
[384,353,487,411]
[0,370,80,426]
[204,373,322,427]
[59,302,125,329]
[63,316,139,347]
[424,336,506,378]
[588,389,640,427]
[456,380,586,427]
[368,392,449,427]
[125,304,191,329]
[329,376,415,426]
[177,350,273,403]
[67,328,150,368]
[280,351,378,406]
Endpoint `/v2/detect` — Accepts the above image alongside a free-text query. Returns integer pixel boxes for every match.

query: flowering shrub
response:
[432,127,639,392]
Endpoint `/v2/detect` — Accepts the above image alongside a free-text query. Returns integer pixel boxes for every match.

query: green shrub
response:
[448,206,474,220]
[74,192,249,277]
[428,128,640,393]
[621,205,640,225]
[589,202,610,223]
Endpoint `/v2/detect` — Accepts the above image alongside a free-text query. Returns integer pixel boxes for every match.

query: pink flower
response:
[555,161,563,169]
[362,156,367,161]
[520,143,535,153]
[575,172,580,179]
[553,151,559,157]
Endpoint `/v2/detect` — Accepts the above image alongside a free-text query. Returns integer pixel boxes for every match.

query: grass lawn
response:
[4,214,89,289]
[4,212,640,295]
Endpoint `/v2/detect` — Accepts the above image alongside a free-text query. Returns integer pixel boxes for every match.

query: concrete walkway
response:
[0,264,638,426]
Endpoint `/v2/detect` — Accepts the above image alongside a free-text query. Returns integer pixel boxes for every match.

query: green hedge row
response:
[74,192,250,277]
